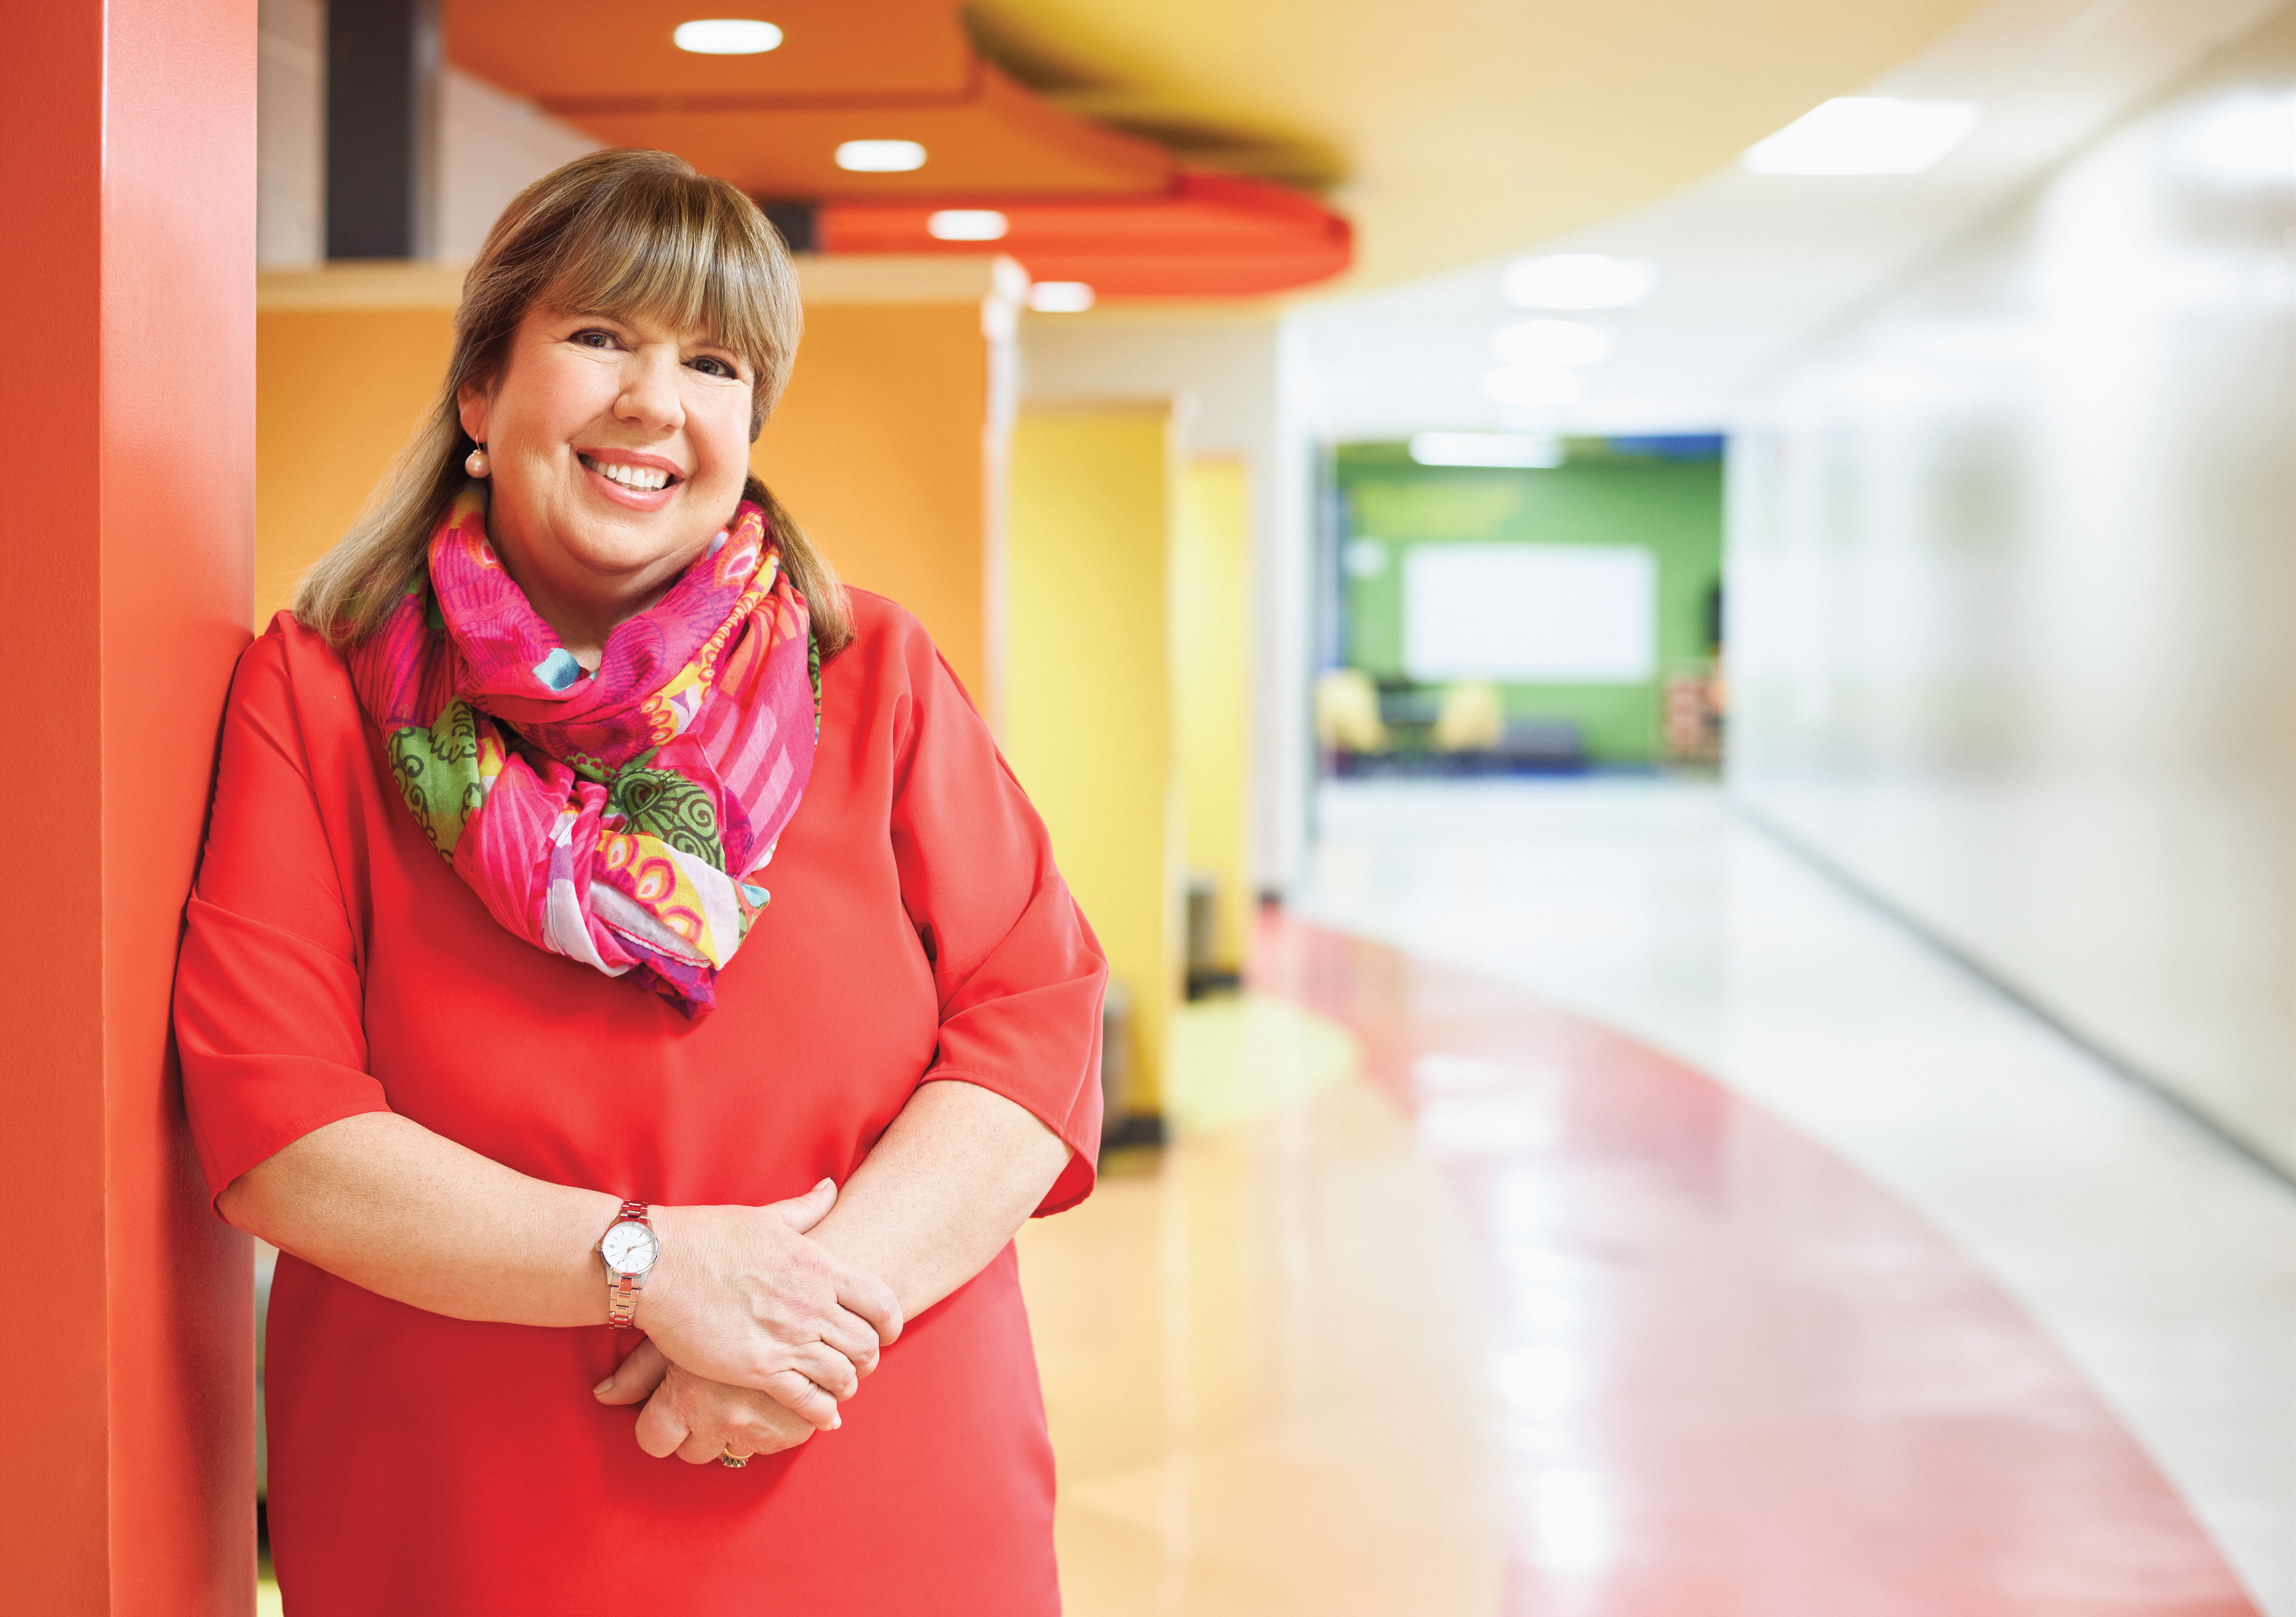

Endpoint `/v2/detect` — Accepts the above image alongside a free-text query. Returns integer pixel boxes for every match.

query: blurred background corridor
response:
[232,0,2295,1609]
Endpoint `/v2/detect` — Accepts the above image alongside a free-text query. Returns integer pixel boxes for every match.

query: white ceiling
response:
[1288,0,2292,441]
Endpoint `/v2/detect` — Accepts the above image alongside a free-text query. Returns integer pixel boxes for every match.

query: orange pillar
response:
[0,3,258,1614]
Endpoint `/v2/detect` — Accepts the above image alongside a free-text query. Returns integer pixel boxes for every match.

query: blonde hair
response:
[294,147,850,654]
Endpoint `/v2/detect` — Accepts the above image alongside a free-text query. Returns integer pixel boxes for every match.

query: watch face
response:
[601,1220,658,1275]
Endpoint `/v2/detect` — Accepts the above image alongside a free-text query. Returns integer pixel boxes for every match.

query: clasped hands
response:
[591,1179,902,1465]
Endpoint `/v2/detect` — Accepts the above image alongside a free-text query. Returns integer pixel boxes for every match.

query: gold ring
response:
[720,1447,751,1469]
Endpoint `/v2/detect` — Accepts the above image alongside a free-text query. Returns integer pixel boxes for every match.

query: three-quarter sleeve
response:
[175,628,391,1208]
[884,626,1107,1215]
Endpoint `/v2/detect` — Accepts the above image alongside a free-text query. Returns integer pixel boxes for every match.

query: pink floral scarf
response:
[346,487,819,1016]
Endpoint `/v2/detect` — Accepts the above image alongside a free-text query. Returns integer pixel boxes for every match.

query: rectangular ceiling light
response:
[2177,92,2296,185]
[1408,432,1563,468]
[1743,97,1982,175]
[836,140,927,173]
[928,209,1009,240]
[673,19,783,54]
[1028,281,1095,312]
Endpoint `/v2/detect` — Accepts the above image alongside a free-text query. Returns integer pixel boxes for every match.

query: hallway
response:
[1023,781,2296,1615]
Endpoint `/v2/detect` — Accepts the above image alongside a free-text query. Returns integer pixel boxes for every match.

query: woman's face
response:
[457,300,755,648]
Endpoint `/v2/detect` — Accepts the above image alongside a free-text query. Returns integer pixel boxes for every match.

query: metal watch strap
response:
[605,1199,651,1330]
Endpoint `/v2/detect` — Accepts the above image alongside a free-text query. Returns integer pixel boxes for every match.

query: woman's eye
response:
[572,329,617,349]
[691,356,737,379]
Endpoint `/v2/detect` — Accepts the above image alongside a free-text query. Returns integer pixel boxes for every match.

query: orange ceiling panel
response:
[823,173,1351,296]
[444,0,973,99]
[547,64,1174,198]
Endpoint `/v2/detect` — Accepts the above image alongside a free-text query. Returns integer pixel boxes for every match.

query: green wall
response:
[1335,441,1724,765]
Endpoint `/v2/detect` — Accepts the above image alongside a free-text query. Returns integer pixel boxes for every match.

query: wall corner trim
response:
[260,260,471,309]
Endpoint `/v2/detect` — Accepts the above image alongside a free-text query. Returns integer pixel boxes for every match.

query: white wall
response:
[1730,4,2296,1173]
[255,2,600,269]
[258,0,324,266]
[436,68,601,261]
[1020,318,1316,898]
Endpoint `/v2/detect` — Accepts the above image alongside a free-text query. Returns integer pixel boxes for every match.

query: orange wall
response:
[254,261,1015,707]
[0,1,258,1611]
[257,305,457,621]
[752,300,999,703]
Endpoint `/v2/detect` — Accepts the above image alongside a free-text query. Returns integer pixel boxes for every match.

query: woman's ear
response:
[456,380,491,448]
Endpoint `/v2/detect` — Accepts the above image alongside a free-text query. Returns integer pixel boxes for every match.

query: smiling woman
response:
[177,148,1105,1616]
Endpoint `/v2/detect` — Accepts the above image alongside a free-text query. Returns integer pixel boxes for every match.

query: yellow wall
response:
[1003,405,1180,1114]
[252,258,1015,706]
[1176,455,1254,973]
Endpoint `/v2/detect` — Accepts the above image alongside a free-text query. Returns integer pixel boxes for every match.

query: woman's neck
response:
[511,581,634,672]
[489,529,698,672]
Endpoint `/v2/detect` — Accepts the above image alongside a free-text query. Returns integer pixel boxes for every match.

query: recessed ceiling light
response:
[928,210,1009,241]
[1491,320,1614,367]
[836,140,927,173]
[1502,255,1657,311]
[1028,281,1095,313]
[1408,432,1563,469]
[1482,367,1588,408]
[1743,97,1982,175]
[672,18,783,54]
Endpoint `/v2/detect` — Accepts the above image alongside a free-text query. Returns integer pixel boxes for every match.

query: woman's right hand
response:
[639,1179,903,1430]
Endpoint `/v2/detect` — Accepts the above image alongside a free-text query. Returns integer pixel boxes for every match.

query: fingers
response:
[833,1263,904,1349]
[591,1338,671,1407]
[767,1178,838,1235]
[790,1339,861,1402]
[637,1367,820,1465]
[760,1367,844,1430]
[676,1420,733,1466]
[634,1383,692,1460]
[739,1397,819,1455]
[816,1307,882,1380]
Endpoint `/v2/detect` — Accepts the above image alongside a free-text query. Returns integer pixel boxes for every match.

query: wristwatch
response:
[598,1200,659,1329]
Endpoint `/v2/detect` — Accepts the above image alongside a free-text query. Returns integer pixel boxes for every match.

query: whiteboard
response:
[1402,543,1655,683]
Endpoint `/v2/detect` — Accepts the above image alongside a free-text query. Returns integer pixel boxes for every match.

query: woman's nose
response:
[616,348,685,431]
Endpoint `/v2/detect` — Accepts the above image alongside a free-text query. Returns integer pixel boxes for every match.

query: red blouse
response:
[175,591,1104,1617]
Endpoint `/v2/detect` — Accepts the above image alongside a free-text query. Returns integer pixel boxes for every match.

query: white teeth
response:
[592,459,671,491]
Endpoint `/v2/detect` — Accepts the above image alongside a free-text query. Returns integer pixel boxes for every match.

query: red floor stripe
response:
[1251,913,2258,1616]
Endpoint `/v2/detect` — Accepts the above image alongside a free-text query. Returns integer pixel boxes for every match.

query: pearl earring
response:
[466,445,490,478]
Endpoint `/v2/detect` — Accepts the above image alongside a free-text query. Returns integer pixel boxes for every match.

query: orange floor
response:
[1021,913,2260,1615]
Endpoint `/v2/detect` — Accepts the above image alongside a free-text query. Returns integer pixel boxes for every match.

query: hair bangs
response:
[543,173,798,426]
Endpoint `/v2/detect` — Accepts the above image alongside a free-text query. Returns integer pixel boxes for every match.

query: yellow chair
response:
[1314,669,1389,753]
[1433,681,1505,752]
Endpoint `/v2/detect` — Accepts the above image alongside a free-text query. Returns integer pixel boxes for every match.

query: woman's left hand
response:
[593,1337,820,1464]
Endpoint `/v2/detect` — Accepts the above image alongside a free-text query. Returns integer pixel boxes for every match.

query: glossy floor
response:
[1023,778,2295,1615]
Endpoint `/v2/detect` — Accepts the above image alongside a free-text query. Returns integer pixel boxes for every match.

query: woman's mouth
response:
[578,453,680,494]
